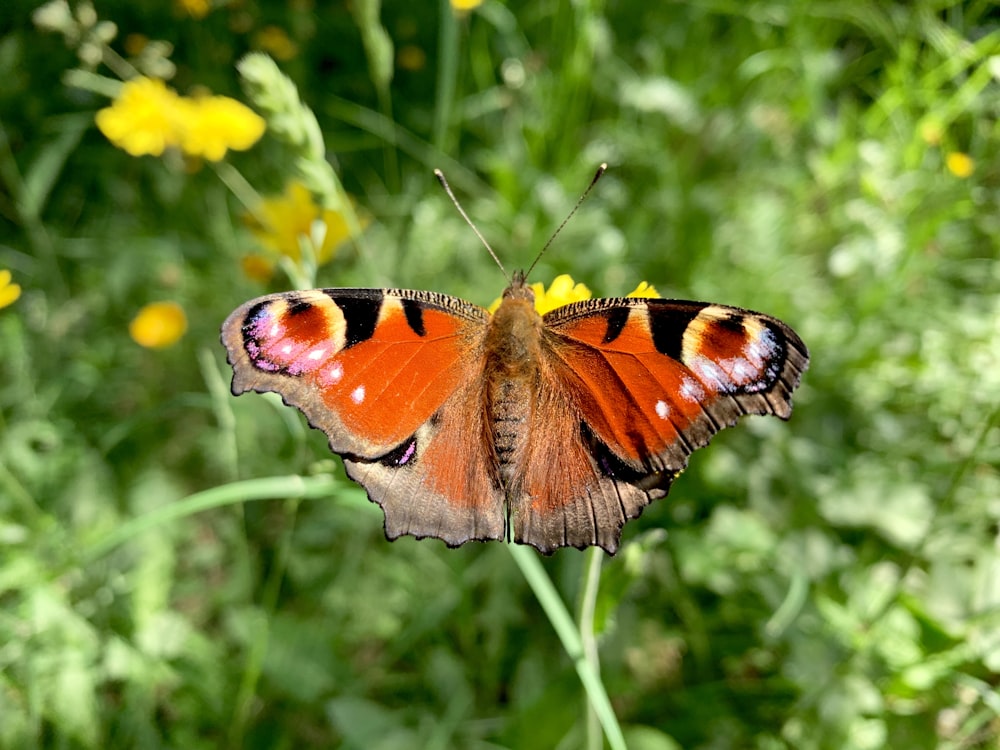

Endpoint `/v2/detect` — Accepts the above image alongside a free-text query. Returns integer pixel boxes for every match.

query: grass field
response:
[2,1,999,748]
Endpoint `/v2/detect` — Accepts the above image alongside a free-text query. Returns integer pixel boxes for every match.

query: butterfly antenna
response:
[524,162,607,280]
[434,169,509,281]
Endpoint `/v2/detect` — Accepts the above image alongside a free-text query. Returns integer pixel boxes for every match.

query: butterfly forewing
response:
[543,297,807,464]
[222,288,487,455]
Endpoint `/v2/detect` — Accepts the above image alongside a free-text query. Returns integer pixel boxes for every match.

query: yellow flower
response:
[488,274,592,315]
[254,26,298,61]
[129,301,187,348]
[246,181,363,266]
[0,269,22,309]
[177,95,266,161]
[96,77,263,161]
[451,0,483,11]
[626,281,661,298]
[946,152,974,178]
[176,0,210,18]
[531,274,592,314]
[96,77,182,157]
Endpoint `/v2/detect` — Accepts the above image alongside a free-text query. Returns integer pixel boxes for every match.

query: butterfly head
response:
[501,270,536,304]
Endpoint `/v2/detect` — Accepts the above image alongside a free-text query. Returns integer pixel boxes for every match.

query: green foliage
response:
[2,0,999,747]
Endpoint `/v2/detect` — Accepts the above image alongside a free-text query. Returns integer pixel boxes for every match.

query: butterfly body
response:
[223,274,808,554]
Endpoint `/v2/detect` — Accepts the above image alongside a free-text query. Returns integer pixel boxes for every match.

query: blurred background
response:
[2,1,999,748]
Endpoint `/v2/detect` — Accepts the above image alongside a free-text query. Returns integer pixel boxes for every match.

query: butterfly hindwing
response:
[342,376,506,546]
[222,288,506,546]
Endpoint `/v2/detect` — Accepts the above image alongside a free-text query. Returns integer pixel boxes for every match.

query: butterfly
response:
[222,170,809,554]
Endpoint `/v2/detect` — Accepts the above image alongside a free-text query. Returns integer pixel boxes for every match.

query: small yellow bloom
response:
[176,0,210,19]
[451,0,483,11]
[96,77,182,157]
[129,301,187,348]
[488,274,592,315]
[177,95,265,161]
[0,269,22,309]
[531,274,592,314]
[626,281,661,298]
[946,152,974,178]
[254,26,298,61]
[246,182,363,266]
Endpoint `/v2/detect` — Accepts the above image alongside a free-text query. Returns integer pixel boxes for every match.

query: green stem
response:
[212,161,263,214]
[198,346,239,483]
[508,544,625,750]
[579,547,604,750]
[81,475,341,563]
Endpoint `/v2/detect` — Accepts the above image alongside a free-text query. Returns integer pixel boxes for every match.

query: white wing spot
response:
[324,361,344,384]
[679,376,705,403]
[270,323,280,337]
[281,344,293,355]
[730,358,756,382]
[655,400,670,419]
[689,356,733,393]
[746,328,778,360]
[308,348,326,361]
[351,385,366,404]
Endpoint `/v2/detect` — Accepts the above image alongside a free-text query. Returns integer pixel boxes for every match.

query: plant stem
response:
[508,544,625,750]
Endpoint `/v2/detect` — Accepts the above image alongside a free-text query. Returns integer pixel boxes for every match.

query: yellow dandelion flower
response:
[176,0,210,19]
[626,281,661,298]
[246,181,364,266]
[96,77,183,157]
[129,301,187,348]
[0,269,22,309]
[177,95,265,161]
[451,0,483,11]
[946,152,974,178]
[254,26,298,61]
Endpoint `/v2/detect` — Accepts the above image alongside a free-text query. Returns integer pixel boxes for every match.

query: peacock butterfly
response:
[221,168,809,554]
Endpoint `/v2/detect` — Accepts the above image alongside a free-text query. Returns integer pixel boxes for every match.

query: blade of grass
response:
[229,496,301,748]
[433,0,460,153]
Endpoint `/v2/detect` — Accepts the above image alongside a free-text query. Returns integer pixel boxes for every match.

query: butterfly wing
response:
[221,288,506,546]
[511,298,809,554]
